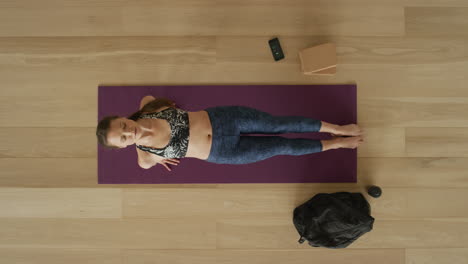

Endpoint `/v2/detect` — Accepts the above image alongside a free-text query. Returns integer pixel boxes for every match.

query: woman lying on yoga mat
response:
[96,96,364,171]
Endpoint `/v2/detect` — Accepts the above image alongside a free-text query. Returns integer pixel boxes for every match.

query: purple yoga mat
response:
[98,85,357,184]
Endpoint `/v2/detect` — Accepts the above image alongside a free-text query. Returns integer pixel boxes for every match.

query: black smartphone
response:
[268,37,285,61]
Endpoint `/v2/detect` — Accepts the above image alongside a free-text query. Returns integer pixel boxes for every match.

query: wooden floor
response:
[1,0,468,263]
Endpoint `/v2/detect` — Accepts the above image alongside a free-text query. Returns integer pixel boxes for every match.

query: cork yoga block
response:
[299,43,337,75]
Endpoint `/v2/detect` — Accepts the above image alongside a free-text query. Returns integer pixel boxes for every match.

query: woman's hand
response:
[158,158,180,171]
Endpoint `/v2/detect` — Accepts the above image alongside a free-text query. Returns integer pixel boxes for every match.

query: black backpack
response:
[293,192,374,249]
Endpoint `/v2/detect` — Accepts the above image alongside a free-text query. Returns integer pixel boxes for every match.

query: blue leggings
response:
[205,106,323,164]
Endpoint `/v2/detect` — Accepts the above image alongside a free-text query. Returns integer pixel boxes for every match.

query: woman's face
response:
[107,117,141,148]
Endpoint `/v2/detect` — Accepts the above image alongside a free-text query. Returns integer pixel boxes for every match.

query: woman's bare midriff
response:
[184,110,213,160]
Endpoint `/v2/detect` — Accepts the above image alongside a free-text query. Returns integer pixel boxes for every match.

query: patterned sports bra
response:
[136,108,190,158]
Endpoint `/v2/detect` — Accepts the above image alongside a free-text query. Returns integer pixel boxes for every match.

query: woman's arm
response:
[137,148,163,169]
[139,96,176,113]
[140,96,156,110]
[136,148,180,171]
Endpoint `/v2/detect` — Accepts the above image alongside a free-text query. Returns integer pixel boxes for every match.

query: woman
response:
[96,96,364,171]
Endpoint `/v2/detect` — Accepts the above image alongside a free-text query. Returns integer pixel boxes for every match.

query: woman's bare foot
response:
[334,124,363,137]
[337,136,364,149]
[321,135,364,151]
